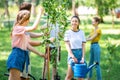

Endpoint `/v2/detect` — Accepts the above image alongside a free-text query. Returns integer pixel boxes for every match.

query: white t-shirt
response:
[50,23,59,47]
[64,30,86,49]
[50,23,59,39]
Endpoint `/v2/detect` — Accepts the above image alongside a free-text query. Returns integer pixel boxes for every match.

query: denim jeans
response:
[88,43,102,80]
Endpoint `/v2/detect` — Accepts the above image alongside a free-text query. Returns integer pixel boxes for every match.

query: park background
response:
[0,0,120,80]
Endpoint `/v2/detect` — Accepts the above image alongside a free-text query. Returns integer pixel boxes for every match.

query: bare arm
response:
[40,23,48,30]
[81,42,86,63]
[27,43,46,58]
[65,41,74,58]
[29,32,44,38]
[65,41,78,63]
[25,7,44,31]
[29,40,43,46]
[87,33,98,41]
[49,37,55,43]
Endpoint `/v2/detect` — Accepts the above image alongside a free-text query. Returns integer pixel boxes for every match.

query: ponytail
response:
[14,10,30,26]
[11,10,30,36]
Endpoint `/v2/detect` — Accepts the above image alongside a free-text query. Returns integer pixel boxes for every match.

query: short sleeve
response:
[64,31,70,41]
[96,29,101,34]
[13,26,25,35]
[81,31,86,43]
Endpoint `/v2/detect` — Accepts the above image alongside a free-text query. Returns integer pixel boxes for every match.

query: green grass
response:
[0,16,120,80]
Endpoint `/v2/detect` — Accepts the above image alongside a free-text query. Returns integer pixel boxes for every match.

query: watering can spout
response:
[86,62,98,73]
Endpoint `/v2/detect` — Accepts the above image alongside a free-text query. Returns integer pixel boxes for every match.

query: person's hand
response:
[80,57,84,63]
[40,32,44,36]
[44,39,51,44]
[41,53,47,59]
[45,53,48,59]
[44,32,49,36]
[39,6,44,14]
[72,57,78,63]
[40,40,44,44]
[49,38,55,43]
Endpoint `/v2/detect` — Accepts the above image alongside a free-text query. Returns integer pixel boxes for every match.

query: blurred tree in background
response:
[0,0,120,28]
[79,0,120,23]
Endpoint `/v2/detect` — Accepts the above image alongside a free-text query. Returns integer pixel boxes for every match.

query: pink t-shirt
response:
[12,26,29,50]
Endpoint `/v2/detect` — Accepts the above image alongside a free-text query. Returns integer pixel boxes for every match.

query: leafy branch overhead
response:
[41,0,69,34]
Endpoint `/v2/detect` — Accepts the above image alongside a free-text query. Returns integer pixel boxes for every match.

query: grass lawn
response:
[0,16,120,80]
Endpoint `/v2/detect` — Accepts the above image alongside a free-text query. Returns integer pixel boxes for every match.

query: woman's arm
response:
[29,32,44,38]
[27,43,46,58]
[48,37,55,43]
[40,23,48,30]
[65,41,74,58]
[87,33,98,41]
[25,7,44,31]
[65,41,78,63]
[81,42,86,63]
[29,40,43,46]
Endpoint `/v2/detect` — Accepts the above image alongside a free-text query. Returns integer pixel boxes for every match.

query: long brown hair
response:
[19,2,32,11]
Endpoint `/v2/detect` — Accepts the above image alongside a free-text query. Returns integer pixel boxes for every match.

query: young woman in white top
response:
[64,16,86,80]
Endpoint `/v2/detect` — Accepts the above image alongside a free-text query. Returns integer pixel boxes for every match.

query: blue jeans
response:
[88,43,102,80]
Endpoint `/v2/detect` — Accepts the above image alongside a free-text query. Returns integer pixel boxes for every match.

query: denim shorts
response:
[68,48,82,71]
[7,47,29,72]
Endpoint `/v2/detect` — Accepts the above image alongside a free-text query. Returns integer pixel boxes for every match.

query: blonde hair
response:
[11,10,30,36]
[14,10,30,26]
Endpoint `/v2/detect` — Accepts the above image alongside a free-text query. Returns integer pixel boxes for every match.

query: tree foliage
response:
[80,0,120,22]
[41,0,69,66]
[41,0,69,31]
[0,0,5,8]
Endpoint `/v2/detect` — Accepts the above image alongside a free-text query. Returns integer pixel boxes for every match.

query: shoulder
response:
[98,28,101,31]
[79,30,85,34]
[13,26,25,32]
[64,30,72,36]
[12,26,26,35]
[96,28,101,33]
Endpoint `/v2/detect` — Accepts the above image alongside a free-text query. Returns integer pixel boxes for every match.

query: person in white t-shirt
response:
[64,16,86,80]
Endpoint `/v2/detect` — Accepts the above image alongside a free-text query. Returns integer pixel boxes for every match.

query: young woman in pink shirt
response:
[7,7,46,80]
